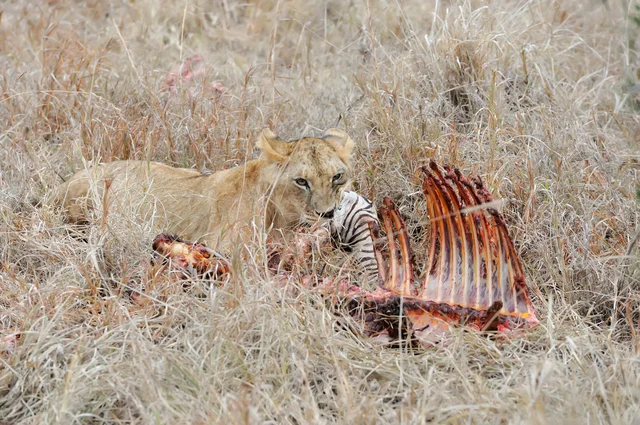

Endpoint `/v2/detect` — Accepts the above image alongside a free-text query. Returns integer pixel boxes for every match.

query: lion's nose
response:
[317,209,335,219]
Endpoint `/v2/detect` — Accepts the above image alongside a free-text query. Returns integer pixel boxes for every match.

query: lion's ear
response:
[322,128,355,161]
[255,128,292,163]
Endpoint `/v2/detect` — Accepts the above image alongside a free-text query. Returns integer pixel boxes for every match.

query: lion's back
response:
[53,160,203,224]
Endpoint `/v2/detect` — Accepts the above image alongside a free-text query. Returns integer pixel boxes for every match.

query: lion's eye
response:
[332,173,343,183]
[294,178,309,188]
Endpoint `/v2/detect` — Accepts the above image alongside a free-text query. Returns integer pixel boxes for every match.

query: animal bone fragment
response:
[152,233,231,280]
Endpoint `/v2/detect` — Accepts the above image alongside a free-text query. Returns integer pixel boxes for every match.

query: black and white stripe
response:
[329,191,379,284]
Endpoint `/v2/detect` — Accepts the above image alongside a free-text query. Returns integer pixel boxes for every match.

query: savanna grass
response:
[1,0,640,423]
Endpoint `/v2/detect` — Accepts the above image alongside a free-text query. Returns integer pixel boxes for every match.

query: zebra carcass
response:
[151,161,539,347]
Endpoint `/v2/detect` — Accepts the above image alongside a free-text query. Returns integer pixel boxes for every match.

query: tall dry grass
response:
[1,0,640,423]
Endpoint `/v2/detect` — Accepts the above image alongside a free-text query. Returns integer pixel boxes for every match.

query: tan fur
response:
[53,128,355,250]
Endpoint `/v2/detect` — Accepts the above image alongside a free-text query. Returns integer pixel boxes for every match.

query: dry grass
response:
[1,0,640,423]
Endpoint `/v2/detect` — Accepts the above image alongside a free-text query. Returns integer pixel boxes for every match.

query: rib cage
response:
[365,161,538,334]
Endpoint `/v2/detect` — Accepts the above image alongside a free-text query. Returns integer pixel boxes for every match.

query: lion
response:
[54,128,355,251]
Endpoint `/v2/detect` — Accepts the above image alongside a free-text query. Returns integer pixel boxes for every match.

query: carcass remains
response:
[151,161,539,347]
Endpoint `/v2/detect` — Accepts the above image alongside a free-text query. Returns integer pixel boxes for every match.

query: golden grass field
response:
[1,0,640,423]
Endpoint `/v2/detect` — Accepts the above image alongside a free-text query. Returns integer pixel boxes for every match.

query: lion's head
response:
[256,128,355,226]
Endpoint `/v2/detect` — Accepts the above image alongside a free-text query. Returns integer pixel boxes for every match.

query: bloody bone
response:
[152,233,231,279]
[341,161,538,346]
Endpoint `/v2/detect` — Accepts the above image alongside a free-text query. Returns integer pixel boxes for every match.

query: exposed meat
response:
[151,233,231,280]
[266,226,333,274]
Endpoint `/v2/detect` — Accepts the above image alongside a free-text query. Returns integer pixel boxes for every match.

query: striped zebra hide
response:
[329,191,379,285]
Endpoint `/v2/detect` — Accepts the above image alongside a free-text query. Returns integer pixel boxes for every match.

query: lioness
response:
[55,128,355,250]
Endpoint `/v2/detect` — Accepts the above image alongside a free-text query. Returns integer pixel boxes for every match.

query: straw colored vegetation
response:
[1,0,640,423]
